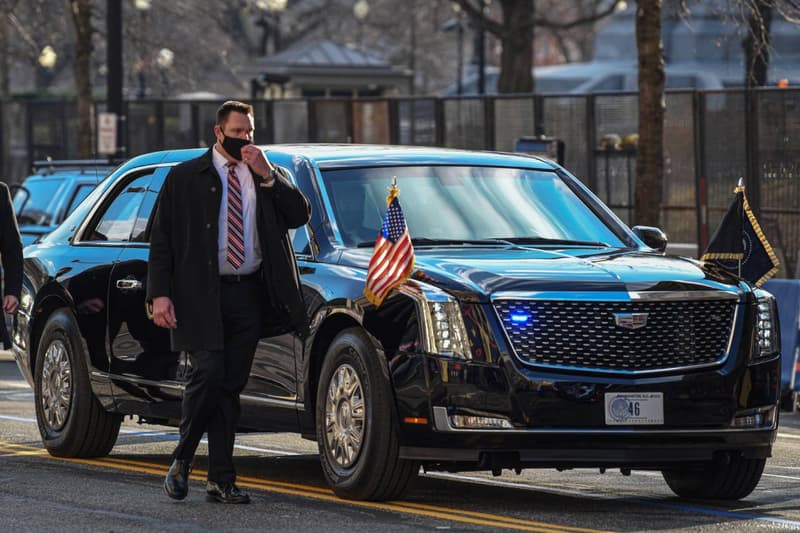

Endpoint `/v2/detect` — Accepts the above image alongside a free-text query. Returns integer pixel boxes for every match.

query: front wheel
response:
[33,309,121,457]
[315,327,418,501]
[662,454,766,500]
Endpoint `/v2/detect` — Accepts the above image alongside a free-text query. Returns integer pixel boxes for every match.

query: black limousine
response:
[11,145,779,501]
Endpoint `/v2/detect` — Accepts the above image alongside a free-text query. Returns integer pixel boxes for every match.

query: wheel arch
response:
[28,287,74,380]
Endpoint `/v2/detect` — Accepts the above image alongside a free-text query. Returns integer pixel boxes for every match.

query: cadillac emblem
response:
[613,312,649,330]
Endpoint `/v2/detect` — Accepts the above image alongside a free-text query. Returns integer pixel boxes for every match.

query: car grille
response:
[494,299,736,373]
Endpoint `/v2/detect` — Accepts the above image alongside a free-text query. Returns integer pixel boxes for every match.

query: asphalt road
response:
[1,357,799,533]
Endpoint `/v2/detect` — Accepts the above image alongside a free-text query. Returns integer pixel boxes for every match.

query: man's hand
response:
[3,295,18,314]
[152,296,177,329]
[241,144,274,184]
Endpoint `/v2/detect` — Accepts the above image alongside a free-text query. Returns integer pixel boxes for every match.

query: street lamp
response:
[255,0,288,55]
[134,0,152,99]
[156,48,174,97]
[353,0,369,48]
[38,45,57,69]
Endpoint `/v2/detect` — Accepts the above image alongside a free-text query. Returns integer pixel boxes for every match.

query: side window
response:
[85,173,154,242]
[64,183,97,220]
[131,167,169,242]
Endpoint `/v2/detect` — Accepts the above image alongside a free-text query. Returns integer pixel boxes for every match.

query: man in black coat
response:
[147,101,311,504]
[1,182,23,349]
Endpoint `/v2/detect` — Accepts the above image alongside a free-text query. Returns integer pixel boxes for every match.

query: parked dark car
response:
[11,159,119,246]
[11,145,780,501]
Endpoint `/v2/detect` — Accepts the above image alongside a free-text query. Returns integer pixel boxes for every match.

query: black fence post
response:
[585,94,597,192]
[694,90,707,256]
[434,98,445,147]
[533,93,545,137]
[155,100,165,150]
[484,96,495,150]
[744,88,761,217]
[264,99,275,145]
[388,99,399,145]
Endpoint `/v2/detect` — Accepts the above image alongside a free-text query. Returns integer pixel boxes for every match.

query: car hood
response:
[19,225,53,247]
[337,246,744,301]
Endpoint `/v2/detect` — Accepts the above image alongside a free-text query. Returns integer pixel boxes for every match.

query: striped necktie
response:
[226,162,245,269]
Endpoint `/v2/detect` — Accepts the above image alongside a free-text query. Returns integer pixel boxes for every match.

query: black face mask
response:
[221,135,251,161]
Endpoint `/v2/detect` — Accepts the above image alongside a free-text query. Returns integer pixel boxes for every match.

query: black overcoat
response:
[146,148,311,352]
[1,182,23,349]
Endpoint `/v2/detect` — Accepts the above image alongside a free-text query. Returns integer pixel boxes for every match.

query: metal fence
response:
[2,88,798,277]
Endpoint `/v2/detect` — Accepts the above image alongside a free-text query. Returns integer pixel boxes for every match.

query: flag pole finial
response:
[737,177,744,188]
[387,177,399,204]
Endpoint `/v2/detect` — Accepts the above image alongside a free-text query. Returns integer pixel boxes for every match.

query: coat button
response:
[206,223,212,229]
[211,186,217,192]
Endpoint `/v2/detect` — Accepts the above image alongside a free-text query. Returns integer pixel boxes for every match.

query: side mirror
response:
[632,225,668,253]
[9,184,30,216]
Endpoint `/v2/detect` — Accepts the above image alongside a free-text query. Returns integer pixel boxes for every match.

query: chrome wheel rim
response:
[40,339,72,431]
[324,363,365,468]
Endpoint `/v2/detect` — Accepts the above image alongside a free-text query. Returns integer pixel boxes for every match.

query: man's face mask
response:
[221,134,251,161]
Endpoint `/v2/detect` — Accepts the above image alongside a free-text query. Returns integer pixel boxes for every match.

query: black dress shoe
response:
[206,481,251,504]
[164,459,192,500]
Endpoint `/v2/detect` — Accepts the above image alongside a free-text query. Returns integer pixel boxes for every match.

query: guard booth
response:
[514,136,564,166]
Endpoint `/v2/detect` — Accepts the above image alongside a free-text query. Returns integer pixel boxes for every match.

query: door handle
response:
[116,277,143,291]
[299,266,315,274]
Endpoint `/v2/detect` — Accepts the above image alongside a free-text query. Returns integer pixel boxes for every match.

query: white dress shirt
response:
[212,146,263,275]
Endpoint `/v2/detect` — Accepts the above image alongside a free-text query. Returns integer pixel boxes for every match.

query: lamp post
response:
[353,0,369,48]
[134,0,151,99]
[156,47,174,98]
[255,0,287,56]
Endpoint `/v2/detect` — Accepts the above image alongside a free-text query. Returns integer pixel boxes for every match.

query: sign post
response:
[97,112,118,156]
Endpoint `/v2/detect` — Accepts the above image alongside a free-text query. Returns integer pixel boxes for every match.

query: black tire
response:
[662,455,766,500]
[315,327,418,501]
[33,309,121,457]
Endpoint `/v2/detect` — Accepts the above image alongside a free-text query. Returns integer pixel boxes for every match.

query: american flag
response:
[364,185,415,307]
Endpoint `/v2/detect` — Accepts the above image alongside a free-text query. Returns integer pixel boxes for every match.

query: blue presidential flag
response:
[701,183,779,286]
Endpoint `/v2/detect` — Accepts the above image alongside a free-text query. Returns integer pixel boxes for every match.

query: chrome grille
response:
[494,299,736,373]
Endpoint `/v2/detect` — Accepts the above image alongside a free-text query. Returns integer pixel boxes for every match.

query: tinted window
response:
[321,166,626,247]
[13,179,64,225]
[131,168,169,242]
[86,173,153,242]
[64,184,97,219]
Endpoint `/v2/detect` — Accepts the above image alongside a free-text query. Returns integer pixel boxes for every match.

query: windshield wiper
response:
[355,237,515,248]
[490,237,610,247]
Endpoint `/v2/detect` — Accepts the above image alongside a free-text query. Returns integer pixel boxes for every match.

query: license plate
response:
[604,392,664,425]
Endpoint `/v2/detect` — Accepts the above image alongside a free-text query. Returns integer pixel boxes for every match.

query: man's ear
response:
[213,124,223,142]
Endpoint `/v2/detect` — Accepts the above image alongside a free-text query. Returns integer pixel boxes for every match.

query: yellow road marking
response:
[0,441,613,533]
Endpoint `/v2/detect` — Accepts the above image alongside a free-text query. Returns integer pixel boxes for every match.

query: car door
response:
[105,167,185,417]
[239,163,304,430]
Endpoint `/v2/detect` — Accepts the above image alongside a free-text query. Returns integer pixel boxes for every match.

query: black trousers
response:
[172,276,263,484]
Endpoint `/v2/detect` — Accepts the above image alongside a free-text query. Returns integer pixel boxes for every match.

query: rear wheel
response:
[662,454,766,500]
[315,327,418,501]
[33,309,121,457]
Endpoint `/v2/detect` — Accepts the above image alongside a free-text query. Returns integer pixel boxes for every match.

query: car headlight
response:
[753,289,779,361]
[397,282,473,360]
[424,301,472,360]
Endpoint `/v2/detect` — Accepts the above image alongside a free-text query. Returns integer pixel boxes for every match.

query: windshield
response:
[12,179,64,226]
[320,166,626,248]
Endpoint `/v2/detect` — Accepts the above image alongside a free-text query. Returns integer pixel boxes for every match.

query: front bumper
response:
[390,351,780,468]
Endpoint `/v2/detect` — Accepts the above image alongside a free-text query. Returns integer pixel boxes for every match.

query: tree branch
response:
[532,0,624,30]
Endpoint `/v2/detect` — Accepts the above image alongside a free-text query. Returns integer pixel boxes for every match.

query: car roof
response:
[134,144,559,171]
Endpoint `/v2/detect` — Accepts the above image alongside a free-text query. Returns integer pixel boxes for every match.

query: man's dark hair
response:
[216,100,253,126]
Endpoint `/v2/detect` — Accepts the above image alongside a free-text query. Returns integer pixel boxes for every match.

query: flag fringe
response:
[363,258,415,307]
[740,188,780,286]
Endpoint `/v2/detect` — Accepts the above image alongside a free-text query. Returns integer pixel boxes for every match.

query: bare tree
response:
[635,0,665,227]
[452,0,623,93]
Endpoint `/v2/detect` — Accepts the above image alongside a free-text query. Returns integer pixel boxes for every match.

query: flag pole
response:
[737,177,743,277]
